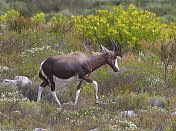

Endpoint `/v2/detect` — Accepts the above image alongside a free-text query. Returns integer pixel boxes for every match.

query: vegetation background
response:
[0,0,176,23]
[0,0,176,130]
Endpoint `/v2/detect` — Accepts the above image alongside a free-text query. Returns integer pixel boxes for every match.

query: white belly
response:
[53,75,78,83]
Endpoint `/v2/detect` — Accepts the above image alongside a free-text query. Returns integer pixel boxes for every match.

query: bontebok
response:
[38,38,121,107]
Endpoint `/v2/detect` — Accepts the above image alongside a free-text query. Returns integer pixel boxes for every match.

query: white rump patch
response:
[40,59,46,71]
[53,75,78,83]
[115,58,120,71]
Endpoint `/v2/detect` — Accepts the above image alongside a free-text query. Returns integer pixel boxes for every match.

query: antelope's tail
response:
[39,61,50,84]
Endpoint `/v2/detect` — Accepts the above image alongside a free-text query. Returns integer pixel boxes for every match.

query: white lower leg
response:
[93,80,99,103]
[51,91,62,107]
[74,89,81,105]
[37,86,43,102]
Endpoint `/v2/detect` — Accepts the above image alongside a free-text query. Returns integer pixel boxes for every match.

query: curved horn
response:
[110,37,118,52]
[101,45,110,53]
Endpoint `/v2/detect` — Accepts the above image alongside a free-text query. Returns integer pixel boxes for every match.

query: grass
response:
[0,83,176,130]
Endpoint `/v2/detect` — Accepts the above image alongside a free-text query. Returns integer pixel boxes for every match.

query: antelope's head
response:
[101,38,121,72]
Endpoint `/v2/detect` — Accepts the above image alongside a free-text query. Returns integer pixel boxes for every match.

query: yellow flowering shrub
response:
[33,12,45,24]
[0,9,20,22]
[73,4,161,50]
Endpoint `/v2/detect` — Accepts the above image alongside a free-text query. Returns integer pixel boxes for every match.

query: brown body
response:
[42,52,89,80]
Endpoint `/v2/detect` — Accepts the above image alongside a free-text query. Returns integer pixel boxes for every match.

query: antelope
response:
[37,38,121,107]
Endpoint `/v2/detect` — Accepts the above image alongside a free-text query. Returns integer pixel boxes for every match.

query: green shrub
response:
[0,9,20,22]
[0,9,20,30]
[149,96,167,108]
[47,13,72,34]
[33,12,45,24]
[8,16,35,33]
[108,92,149,110]
[73,4,161,51]
[136,106,174,130]
[0,83,18,94]
[0,31,21,54]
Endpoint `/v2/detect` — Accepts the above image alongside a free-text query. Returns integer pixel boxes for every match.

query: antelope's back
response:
[42,52,89,79]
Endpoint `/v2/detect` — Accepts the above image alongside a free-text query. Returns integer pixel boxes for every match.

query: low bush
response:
[135,106,176,130]
[8,16,37,33]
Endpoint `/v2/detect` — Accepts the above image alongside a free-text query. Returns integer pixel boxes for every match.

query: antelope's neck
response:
[88,53,107,72]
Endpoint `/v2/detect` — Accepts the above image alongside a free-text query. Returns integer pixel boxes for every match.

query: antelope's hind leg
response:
[74,80,83,105]
[49,78,62,107]
[37,81,49,102]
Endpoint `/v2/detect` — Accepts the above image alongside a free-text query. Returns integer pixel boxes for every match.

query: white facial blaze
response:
[115,58,120,71]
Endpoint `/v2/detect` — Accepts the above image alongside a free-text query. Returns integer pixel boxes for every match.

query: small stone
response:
[120,110,137,117]
[89,128,100,131]
[63,101,74,106]
[171,112,176,116]
[14,76,32,86]
[33,128,49,131]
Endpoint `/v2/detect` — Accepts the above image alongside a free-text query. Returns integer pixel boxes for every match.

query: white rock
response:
[2,79,18,85]
[2,76,32,87]
[14,76,32,86]
[90,128,100,131]
[120,110,137,117]
[33,128,49,131]
[171,111,176,116]
[63,101,74,106]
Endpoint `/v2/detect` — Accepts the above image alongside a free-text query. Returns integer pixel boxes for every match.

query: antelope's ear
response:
[101,45,110,53]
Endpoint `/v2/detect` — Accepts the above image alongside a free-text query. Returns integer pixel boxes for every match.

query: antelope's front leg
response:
[82,76,99,104]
